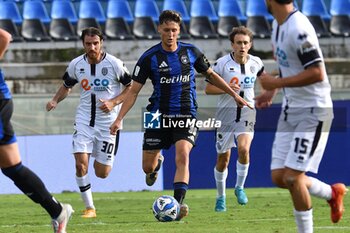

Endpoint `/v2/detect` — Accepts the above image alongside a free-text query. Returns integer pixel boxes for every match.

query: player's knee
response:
[75,163,88,176]
[271,173,285,188]
[175,155,189,168]
[283,175,297,189]
[237,147,249,158]
[95,170,109,179]
[142,161,154,173]
[216,157,229,170]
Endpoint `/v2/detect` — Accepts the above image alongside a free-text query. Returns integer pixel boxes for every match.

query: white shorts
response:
[215,108,255,154]
[72,123,119,166]
[271,108,333,174]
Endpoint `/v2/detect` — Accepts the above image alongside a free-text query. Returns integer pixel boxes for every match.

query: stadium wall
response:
[0,100,349,194]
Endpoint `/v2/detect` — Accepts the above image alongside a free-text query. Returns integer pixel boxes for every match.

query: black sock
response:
[173,182,188,204]
[2,162,62,219]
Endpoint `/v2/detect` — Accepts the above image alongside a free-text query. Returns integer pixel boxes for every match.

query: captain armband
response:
[205,71,215,83]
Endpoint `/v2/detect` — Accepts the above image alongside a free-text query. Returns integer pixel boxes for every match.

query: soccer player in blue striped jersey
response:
[0,28,73,233]
[110,10,251,220]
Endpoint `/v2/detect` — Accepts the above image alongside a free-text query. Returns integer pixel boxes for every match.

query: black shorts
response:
[0,99,16,145]
[143,120,199,150]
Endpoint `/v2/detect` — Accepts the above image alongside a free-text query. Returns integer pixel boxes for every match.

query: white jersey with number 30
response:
[271,10,332,109]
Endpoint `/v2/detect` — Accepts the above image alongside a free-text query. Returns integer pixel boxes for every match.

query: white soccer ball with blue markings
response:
[152,195,180,222]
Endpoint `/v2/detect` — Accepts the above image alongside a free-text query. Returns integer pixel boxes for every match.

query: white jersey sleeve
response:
[271,11,332,108]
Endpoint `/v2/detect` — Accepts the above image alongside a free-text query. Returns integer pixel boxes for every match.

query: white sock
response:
[76,175,95,209]
[308,177,332,200]
[236,161,249,188]
[214,167,228,197]
[294,209,313,233]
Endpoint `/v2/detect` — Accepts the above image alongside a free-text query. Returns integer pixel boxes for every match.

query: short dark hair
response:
[229,26,253,43]
[275,0,293,4]
[80,27,104,42]
[159,10,182,25]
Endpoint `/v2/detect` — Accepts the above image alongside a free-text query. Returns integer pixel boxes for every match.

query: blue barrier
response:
[163,100,350,189]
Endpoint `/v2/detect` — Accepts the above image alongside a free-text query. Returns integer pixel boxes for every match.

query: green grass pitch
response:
[0,188,348,233]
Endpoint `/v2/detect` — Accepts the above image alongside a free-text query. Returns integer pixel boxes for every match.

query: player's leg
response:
[299,118,347,223]
[93,129,119,178]
[174,139,192,220]
[142,129,165,186]
[0,99,73,232]
[214,151,230,212]
[271,113,313,232]
[172,125,197,205]
[74,152,96,218]
[283,168,313,233]
[234,133,253,205]
[72,123,96,218]
[214,128,234,211]
[143,150,163,186]
[0,143,62,217]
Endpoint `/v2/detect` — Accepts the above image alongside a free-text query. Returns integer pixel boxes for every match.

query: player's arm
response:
[0,29,11,59]
[204,68,252,109]
[205,82,226,95]
[205,82,240,95]
[259,63,323,90]
[99,82,132,113]
[110,81,143,135]
[46,84,71,111]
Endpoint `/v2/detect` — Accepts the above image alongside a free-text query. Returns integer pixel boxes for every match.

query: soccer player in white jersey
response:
[46,27,132,218]
[255,1,347,232]
[205,26,264,211]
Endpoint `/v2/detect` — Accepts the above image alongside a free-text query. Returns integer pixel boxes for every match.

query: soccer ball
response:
[152,195,180,222]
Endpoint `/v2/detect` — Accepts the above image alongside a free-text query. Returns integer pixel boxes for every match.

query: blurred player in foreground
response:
[110,10,251,220]
[255,1,348,232]
[0,29,73,233]
[205,26,264,211]
[47,27,131,218]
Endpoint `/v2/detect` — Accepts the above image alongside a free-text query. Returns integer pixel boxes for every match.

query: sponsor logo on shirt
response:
[160,75,190,84]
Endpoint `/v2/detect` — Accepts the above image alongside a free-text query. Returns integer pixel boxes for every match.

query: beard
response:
[266,1,273,14]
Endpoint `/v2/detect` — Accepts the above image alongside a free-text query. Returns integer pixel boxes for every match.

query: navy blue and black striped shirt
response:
[133,42,210,117]
[0,68,12,99]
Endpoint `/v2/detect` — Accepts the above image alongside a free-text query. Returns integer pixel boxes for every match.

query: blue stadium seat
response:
[106,0,134,24]
[22,0,51,24]
[218,0,246,23]
[78,0,106,24]
[302,0,331,37]
[302,0,331,22]
[329,0,350,36]
[0,19,23,42]
[0,0,22,25]
[163,0,190,24]
[163,0,191,39]
[51,0,78,25]
[50,18,77,41]
[22,18,51,41]
[246,0,273,22]
[134,0,160,23]
[330,0,350,15]
[189,16,218,39]
[190,0,218,23]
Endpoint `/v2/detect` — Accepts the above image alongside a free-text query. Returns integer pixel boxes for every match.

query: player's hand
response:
[46,100,57,111]
[259,72,281,90]
[254,90,275,109]
[234,94,253,109]
[99,99,114,113]
[110,119,121,135]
